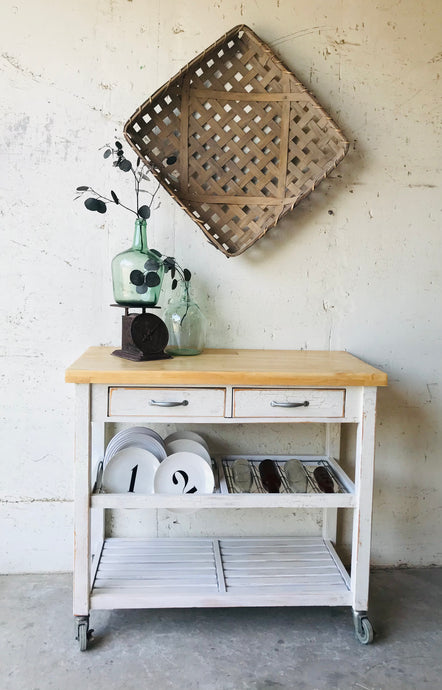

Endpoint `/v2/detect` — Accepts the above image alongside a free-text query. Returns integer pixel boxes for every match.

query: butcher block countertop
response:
[65,347,388,387]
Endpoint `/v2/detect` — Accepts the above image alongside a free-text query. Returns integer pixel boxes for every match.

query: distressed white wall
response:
[1,0,441,572]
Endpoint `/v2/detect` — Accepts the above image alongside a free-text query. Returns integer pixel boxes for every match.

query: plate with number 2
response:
[154,452,214,495]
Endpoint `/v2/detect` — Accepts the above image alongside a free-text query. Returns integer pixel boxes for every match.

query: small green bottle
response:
[164,283,206,355]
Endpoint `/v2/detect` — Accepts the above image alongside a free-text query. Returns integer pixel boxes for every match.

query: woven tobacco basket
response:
[124,24,348,257]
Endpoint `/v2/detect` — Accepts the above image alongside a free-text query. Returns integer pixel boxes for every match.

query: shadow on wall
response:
[339,382,441,566]
[241,147,360,267]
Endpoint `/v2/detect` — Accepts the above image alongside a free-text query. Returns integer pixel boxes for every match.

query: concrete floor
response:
[1,568,441,690]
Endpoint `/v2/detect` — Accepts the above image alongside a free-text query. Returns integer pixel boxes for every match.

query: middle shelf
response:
[91,454,355,510]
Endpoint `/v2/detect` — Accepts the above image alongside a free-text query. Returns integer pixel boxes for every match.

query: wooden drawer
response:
[233,388,345,418]
[108,387,226,417]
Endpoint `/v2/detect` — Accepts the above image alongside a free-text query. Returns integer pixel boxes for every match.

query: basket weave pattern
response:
[125,25,348,256]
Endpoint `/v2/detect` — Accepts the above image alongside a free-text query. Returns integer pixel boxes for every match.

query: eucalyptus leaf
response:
[166,155,177,165]
[150,248,162,257]
[76,185,89,191]
[144,259,160,271]
[137,205,151,219]
[111,190,119,205]
[136,284,148,294]
[119,158,132,172]
[145,271,161,287]
[163,257,175,270]
[183,268,192,282]
[103,149,112,159]
[130,270,145,286]
[172,278,178,290]
[115,141,123,149]
[84,197,107,213]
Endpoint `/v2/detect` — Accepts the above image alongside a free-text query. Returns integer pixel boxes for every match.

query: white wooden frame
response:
[73,380,378,623]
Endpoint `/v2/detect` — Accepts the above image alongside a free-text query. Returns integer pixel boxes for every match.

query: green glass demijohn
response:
[164,282,206,356]
[111,218,164,306]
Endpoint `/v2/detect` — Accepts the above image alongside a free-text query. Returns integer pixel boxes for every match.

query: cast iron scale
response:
[111,304,171,361]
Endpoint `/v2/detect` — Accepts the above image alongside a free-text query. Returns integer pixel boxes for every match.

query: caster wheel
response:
[77,622,88,651]
[75,617,93,651]
[354,615,374,644]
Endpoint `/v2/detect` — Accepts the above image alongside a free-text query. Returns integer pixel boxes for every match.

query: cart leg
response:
[323,423,341,542]
[73,385,92,621]
[350,387,377,612]
[353,610,374,644]
[75,615,93,651]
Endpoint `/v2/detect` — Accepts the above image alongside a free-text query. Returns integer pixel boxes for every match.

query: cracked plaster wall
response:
[0,0,441,572]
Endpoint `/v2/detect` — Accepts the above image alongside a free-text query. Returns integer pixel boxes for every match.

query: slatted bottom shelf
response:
[90,537,351,610]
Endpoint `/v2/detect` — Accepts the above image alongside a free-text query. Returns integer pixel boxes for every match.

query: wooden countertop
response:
[65,348,387,387]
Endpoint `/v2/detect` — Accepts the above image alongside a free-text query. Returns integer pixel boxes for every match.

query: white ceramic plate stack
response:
[101,428,214,496]
[154,452,215,495]
[102,427,167,494]
[164,438,212,466]
[159,431,214,495]
[164,431,210,453]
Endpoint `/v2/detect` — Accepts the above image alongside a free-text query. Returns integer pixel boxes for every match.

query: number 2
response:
[172,470,197,494]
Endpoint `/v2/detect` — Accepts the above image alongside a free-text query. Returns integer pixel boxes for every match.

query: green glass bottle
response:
[111,218,164,306]
[164,283,206,355]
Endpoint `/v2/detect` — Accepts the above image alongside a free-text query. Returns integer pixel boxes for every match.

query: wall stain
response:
[428,51,442,63]
[2,52,41,81]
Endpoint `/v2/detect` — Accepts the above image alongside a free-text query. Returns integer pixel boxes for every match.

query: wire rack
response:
[221,456,347,495]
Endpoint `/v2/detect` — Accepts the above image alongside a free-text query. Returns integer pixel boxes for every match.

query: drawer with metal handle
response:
[232,388,345,418]
[108,387,226,417]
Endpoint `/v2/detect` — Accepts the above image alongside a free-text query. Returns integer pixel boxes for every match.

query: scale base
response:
[112,347,171,362]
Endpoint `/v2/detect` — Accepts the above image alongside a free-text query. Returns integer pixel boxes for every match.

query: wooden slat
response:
[94,580,218,589]
[226,573,342,592]
[277,74,291,198]
[181,195,297,205]
[179,73,191,192]
[90,587,352,610]
[189,89,312,102]
[91,492,356,510]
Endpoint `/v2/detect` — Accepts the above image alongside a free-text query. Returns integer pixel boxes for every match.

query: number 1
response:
[128,464,138,492]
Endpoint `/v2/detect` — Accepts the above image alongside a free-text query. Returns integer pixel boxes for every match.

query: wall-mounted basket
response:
[124,24,348,257]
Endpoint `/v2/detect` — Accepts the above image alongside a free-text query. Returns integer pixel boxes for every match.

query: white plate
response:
[105,427,165,461]
[130,426,165,446]
[105,433,167,465]
[154,452,214,495]
[164,431,209,452]
[102,447,160,494]
[165,438,211,465]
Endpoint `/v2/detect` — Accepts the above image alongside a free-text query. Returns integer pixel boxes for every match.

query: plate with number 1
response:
[102,447,160,494]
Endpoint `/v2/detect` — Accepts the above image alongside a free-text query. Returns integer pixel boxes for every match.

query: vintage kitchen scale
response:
[111,304,172,361]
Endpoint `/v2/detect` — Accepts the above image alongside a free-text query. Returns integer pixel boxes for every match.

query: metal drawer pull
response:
[270,400,309,408]
[149,399,189,407]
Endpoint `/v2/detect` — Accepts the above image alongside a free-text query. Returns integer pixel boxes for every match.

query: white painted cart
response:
[65,348,387,650]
